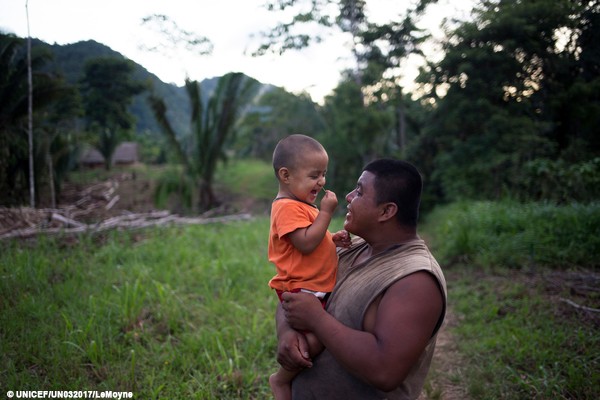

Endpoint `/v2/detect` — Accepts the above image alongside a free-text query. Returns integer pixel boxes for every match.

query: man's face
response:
[343,171,379,235]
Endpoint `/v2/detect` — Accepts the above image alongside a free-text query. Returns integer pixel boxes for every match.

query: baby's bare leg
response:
[269,331,324,399]
[269,366,296,400]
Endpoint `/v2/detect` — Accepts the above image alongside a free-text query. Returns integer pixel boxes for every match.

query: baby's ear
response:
[277,167,290,182]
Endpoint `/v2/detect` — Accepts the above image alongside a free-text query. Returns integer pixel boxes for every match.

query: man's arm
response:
[281,271,443,391]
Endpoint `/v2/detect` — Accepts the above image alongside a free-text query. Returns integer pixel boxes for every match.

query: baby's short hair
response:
[272,134,325,176]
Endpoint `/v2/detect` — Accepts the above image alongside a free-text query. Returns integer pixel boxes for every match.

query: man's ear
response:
[378,202,398,222]
[277,167,290,183]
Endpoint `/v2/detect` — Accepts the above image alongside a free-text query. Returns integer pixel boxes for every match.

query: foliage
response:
[255,0,441,203]
[0,33,81,206]
[149,73,261,212]
[0,220,278,399]
[517,157,600,203]
[236,87,326,160]
[424,200,600,269]
[1,209,596,399]
[152,166,195,212]
[318,78,398,199]
[214,158,277,206]
[415,0,600,204]
[79,57,147,170]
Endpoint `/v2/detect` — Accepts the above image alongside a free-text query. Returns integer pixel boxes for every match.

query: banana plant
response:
[149,72,260,212]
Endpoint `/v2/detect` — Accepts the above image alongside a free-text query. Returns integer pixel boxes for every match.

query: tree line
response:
[248,0,599,209]
[1,0,598,213]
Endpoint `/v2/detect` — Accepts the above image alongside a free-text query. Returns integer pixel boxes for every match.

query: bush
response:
[424,201,600,268]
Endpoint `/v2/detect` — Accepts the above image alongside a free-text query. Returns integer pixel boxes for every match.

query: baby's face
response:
[285,150,329,204]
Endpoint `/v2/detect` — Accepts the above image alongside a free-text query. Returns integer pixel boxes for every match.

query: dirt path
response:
[418,306,469,400]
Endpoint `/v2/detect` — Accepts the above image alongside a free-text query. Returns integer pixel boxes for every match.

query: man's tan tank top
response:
[291,236,447,400]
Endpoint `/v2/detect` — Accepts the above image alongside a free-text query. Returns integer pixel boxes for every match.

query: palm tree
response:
[150,72,260,212]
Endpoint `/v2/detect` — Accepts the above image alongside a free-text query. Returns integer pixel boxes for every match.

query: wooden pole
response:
[26,0,35,207]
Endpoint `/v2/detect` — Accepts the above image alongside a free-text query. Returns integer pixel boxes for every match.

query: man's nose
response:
[346,190,355,203]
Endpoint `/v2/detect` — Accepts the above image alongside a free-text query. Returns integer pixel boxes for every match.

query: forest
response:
[1,1,599,398]
[1,0,597,213]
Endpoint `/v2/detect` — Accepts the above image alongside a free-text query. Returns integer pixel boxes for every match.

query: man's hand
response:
[281,291,326,332]
[277,327,313,371]
[276,303,313,371]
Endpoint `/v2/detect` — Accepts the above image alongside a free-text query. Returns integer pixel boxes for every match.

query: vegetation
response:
[425,201,600,269]
[1,194,597,398]
[2,2,600,395]
[0,33,78,206]
[2,0,599,212]
[0,220,277,399]
[415,0,600,205]
[422,203,599,400]
[80,57,147,170]
[149,73,261,212]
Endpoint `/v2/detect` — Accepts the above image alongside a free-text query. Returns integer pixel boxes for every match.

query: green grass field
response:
[1,220,277,398]
[1,161,598,399]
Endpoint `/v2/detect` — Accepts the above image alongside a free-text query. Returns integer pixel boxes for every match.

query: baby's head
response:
[272,134,327,179]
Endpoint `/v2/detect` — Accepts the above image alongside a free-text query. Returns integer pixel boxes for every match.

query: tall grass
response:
[1,219,278,399]
[423,201,600,268]
[215,159,276,202]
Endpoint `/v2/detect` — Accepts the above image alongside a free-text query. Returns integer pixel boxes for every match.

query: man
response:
[276,158,447,399]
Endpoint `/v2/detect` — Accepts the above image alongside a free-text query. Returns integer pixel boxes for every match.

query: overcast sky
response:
[0,0,473,104]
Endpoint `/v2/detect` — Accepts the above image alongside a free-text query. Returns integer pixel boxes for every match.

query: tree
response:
[236,87,326,160]
[318,76,397,197]
[0,33,67,206]
[80,57,146,170]
[254,0,436,159]
[37,83,82,207]
[415,0,600,203]
[149,73,260,212]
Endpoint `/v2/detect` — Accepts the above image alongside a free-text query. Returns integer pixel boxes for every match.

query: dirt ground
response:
[419,306,470,400]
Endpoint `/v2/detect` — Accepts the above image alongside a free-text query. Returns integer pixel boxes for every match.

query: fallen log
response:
[0,211,253,240]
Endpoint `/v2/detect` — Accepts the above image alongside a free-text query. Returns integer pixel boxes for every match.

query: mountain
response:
[34,38,272,137]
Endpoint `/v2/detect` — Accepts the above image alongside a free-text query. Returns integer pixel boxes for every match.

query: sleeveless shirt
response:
[291,236,447,400]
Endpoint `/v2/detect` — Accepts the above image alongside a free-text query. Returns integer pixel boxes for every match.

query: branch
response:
[0,211,253,240]
[559,297,600,313]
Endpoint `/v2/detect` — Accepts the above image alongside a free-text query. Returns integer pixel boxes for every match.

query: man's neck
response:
[367,229,419,256]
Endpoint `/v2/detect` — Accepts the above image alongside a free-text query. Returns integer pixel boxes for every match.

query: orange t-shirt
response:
[268,198,337,293]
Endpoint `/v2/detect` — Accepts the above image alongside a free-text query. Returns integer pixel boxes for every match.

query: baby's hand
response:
[320,190,338,214]
[332,230,352,248]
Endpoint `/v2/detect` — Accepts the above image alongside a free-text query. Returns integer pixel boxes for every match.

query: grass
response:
[3,161,599,399]
[423,201,599,400]
[442,266,599,399]
[1,219,278,399]
[215,159,277,202]
[423,200,600,269]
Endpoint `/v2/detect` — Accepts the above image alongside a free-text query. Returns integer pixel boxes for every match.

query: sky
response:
[0,0,474,104]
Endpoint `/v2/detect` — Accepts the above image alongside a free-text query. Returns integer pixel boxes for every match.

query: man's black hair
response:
[363,159,423,227]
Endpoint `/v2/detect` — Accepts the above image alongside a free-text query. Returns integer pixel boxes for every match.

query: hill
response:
[33,38,274,138]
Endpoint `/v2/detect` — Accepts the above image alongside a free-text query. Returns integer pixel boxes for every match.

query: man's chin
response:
[343,218,351,231]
